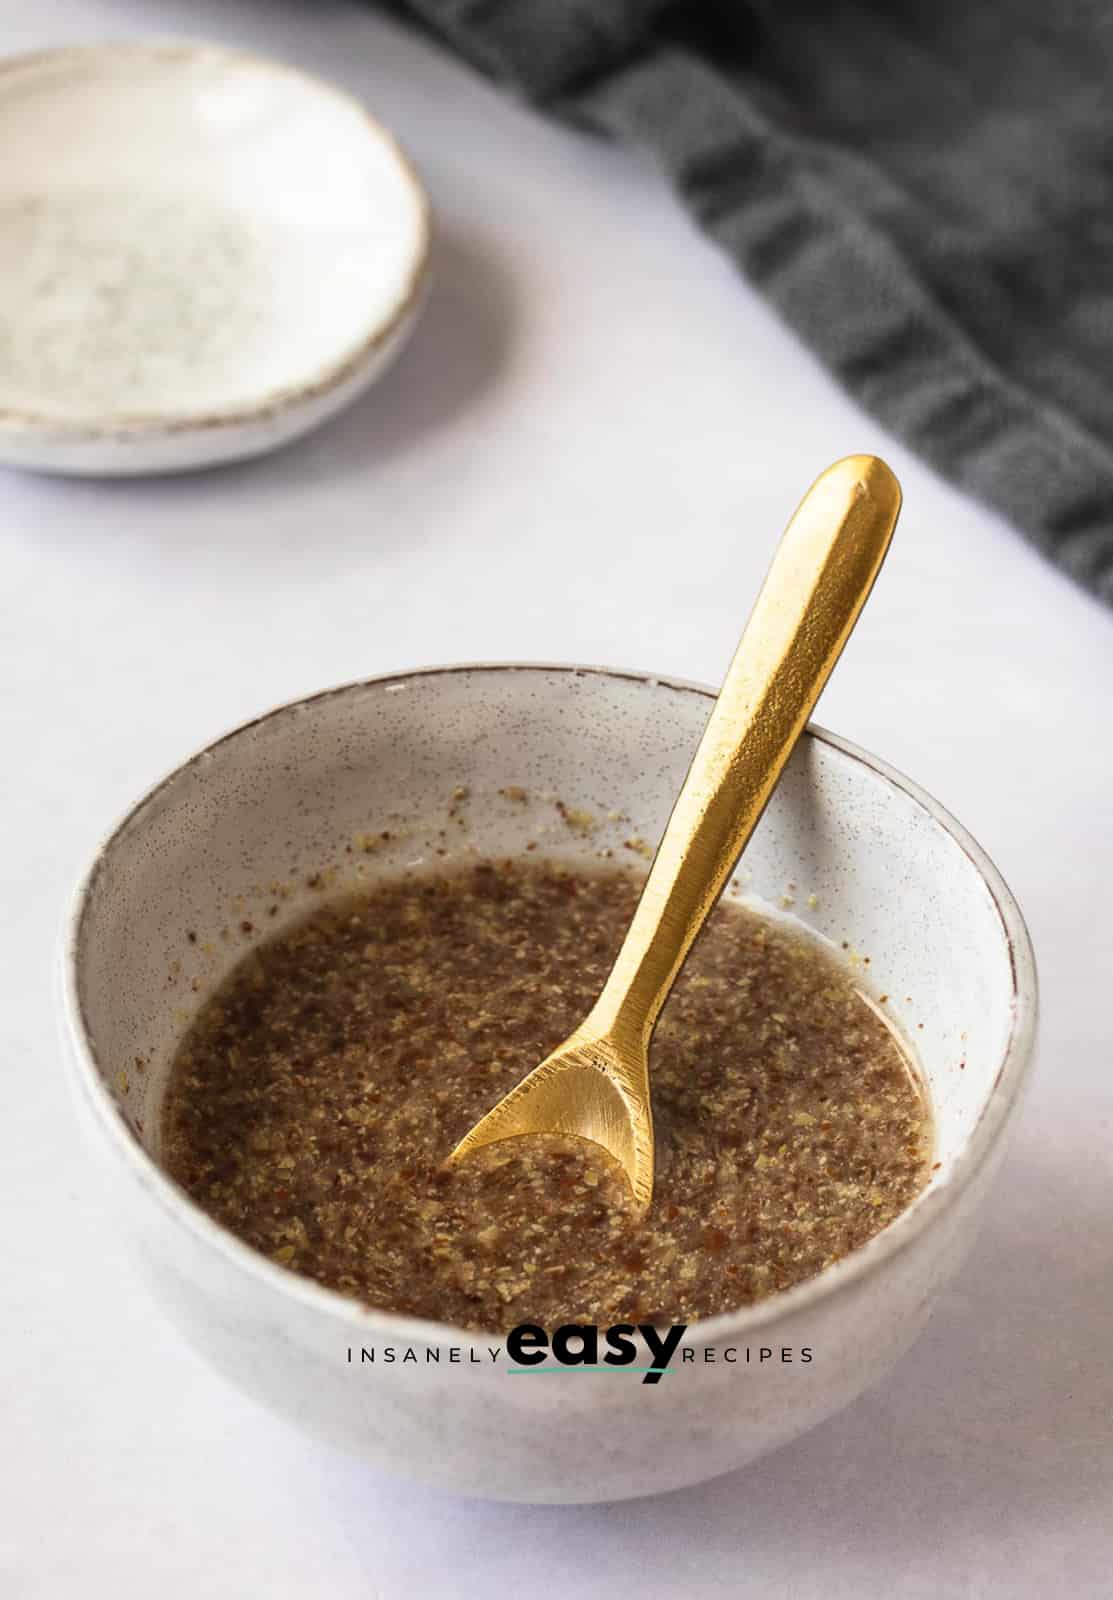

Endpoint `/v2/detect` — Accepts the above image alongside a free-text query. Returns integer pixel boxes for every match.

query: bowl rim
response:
[0,39,432,444]
[60,661,1039,1348]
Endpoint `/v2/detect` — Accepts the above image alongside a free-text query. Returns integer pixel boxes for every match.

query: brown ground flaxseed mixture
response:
[163,859,931,1329]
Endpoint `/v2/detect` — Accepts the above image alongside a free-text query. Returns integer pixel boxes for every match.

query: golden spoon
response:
[450,455,902,1212]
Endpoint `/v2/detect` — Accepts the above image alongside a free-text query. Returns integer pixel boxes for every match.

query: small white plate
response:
[0,42,431,475]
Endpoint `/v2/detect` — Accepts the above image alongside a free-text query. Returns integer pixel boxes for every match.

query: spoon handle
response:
[588,455,901,1048]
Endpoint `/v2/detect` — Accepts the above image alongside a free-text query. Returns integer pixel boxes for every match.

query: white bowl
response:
[61,665,1037,1502]
[0,42,430,474]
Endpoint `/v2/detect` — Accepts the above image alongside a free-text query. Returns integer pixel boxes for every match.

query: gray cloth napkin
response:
[386,0,1113,607]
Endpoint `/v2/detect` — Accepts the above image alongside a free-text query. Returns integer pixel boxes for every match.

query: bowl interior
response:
[73,666,1020,1225]
[0,44,426,422]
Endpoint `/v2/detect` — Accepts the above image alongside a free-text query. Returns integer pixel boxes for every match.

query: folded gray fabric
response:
[385,0,1113,606]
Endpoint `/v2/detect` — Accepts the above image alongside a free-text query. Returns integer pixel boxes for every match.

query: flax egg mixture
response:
[163,858,932,1329]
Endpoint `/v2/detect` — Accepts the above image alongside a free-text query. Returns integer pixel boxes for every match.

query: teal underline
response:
[507,1365,667,1375]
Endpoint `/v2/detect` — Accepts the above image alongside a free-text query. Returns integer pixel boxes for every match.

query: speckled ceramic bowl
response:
[61,665,1037,1502]
[0,42,429,474]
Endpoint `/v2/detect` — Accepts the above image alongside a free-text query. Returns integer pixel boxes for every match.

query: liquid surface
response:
[163,860,931,1329]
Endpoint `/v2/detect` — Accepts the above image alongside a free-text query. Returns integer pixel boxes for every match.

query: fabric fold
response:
[387,1,1113,605]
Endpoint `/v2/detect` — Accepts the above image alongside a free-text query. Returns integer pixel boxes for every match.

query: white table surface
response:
[3,2,1112,1595]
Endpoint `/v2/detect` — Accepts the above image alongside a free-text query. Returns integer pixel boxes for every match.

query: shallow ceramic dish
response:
[0,42,429,474]
[61,665,1037,1503]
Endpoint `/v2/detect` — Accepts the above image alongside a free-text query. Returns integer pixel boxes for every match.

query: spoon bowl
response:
[452,1028,655,1205]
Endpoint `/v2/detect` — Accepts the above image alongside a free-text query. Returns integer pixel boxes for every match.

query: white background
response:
[3,2,1112,1595]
